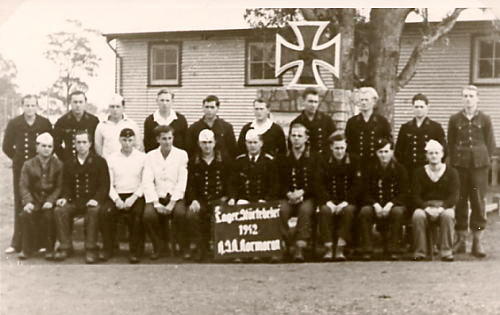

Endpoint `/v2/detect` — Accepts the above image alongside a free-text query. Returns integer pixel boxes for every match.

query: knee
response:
[359,206,373,218]
[390,206,405,218]
[440,209,455,222]
[279,200,291,218]
[143,204,157,222]
[86,205,100,215]
[319,205,332,217]
[342,205,356,217]
[173,201,187,219]
[412,209,426,223]
[54,205,67,216]
[299,200,314,216]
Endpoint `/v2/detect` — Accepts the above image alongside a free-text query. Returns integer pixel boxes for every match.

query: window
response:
[246,41,280,85]
[472,35,500,84]
[148,42,181,86]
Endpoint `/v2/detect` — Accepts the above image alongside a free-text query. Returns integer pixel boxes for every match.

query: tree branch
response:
[397,8,465,89]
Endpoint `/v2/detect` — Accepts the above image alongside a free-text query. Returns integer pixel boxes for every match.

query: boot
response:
[471,230,486,258]
[294,240,306,262]
[322,243,333,261]
[453,230,467,254]
[335,238,347,261]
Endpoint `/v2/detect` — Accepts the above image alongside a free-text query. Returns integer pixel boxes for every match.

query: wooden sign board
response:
[213,201,283,260]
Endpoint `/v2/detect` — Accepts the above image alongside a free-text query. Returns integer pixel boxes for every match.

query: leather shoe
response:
[18,251,28,260]
[85,250,98,264]
[270,256,281,263]
[54,250,68,261]
[294,249,305,262]
[389,253,401,261]
[334,246,346,261]
[323,248,333,261]
[413,255,426,261]
[441,255,454,262]
[5,246,17,254]
[44,252,55,261]
[99,251,112,262]
[251,257,262,263]
[129,255,140,264]
[361,253,372,261]
[150,251,160,260]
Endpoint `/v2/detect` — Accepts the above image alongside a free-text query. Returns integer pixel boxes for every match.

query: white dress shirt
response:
[107,148,146,201]
[153,109,178,126]
[143,146,188,203]
[94,115,142,158]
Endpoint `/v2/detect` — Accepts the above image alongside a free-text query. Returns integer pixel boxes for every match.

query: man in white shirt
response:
[143,125,189,259]
[101,128,146,263]
[94,94,142,158]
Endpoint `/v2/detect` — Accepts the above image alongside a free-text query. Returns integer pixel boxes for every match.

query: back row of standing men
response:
[2,86,496,263]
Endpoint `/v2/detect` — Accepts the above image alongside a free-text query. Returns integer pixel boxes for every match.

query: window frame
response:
[147,41,182,87]
[470,34,500,85]
[245,40,282,86]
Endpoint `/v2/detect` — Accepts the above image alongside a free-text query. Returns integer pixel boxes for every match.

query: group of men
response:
[2,85,496,264]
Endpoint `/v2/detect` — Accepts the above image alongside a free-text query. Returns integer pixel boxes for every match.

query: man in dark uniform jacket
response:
[54,130,110,263]
[18,133,63,260]
[345,87,392,165]
[395,93,446,180]
[53,91,99,162]
[448,85,496,258]
[290,88,336,156]
[186,130,230,261]
[237,98,287,158]
[2,94,52,254]
[278,123,320,262]
[185,95,237,159]
[144,89,188,152]
[318,132,361,261]
[358,138,409,260]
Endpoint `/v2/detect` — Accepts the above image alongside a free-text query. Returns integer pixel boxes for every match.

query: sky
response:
[0,0,498,108]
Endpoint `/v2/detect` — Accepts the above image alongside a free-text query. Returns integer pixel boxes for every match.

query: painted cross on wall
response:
[275,21,341,90]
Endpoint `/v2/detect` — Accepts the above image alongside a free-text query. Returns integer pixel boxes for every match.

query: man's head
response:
[155,125,174,152]
[69,91,87,117]
[358,87,378,113]
[462,85,479,112]
[74,130,92,156]
[411,93,429,119]
[21,94,38,118]
[119,128,136,154]
[253,98,270,122]
[202,95,219,120]
[329,132,347,160]
[289,123,309,150]
[198,129,216,156]
[245,129,263,156]
[375,138,394,165]
[108,94,125,121]
[425,139,444,165]
[303,88,320,116]
[157,89,174,114]
[36,132,54,158]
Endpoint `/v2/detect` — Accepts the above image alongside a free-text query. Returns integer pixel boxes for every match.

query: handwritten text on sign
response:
[213,201,282,259]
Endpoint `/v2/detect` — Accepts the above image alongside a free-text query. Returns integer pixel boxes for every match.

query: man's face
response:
[37,141,53,158]
[22,97,38,117]
[75,134,91,155]
[157,131,174,151]
[70,94,86,116]
[199,139,215,155]
[157,93,173,113]
[289,127,308,149]
[359,92,375,112]
[109,102,124,120]
[376,143,393,165]
[304,94,319,115]
[331,140,347,160]
[426,149,444,165]
[462,89,478,112]
[253,101,269,121]
[203,101,218,120]
[246,138,263,156]
[119,136,135,153]
[413,100,428,119]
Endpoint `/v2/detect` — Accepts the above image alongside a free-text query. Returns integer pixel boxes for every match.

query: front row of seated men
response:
[18,122,459,263]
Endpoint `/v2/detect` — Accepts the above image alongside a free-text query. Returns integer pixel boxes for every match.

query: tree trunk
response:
[336,9,356,90]
[367,9,412,123]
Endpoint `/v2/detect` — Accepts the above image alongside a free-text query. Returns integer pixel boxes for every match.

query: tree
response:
[245,8,466,122]
[44,19,101,108]
[0,53,19,97]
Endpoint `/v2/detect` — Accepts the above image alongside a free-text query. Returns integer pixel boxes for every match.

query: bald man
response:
[18,133,63,260]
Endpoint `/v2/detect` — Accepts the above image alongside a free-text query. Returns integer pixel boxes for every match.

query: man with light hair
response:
[345,87,392,165]
[411,140,459,261]
[448,85,496,258]
[18,132,63,260]
[2,94,52,254]
[94,94,142,158]
[185,129,230,261]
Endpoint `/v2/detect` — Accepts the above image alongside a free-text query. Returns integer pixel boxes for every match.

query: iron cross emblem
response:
[276,21,341,90]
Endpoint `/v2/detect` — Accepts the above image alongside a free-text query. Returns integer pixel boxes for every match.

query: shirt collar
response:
[461,109,479,120]
[105,114,130,124]
[154,110,177,126]
[250,118,273,135]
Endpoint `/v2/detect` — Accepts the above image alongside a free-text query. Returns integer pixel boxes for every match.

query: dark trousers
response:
[54,203,100,251]
[143,200,187,253]
[100,194,145,257]
[319,204,356,244]
[10,165,23,250]
[186,200,219,248]
[456,166,488,231]
[280,199,314,242]
[19,207,56,254]
[358,205,406,254]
